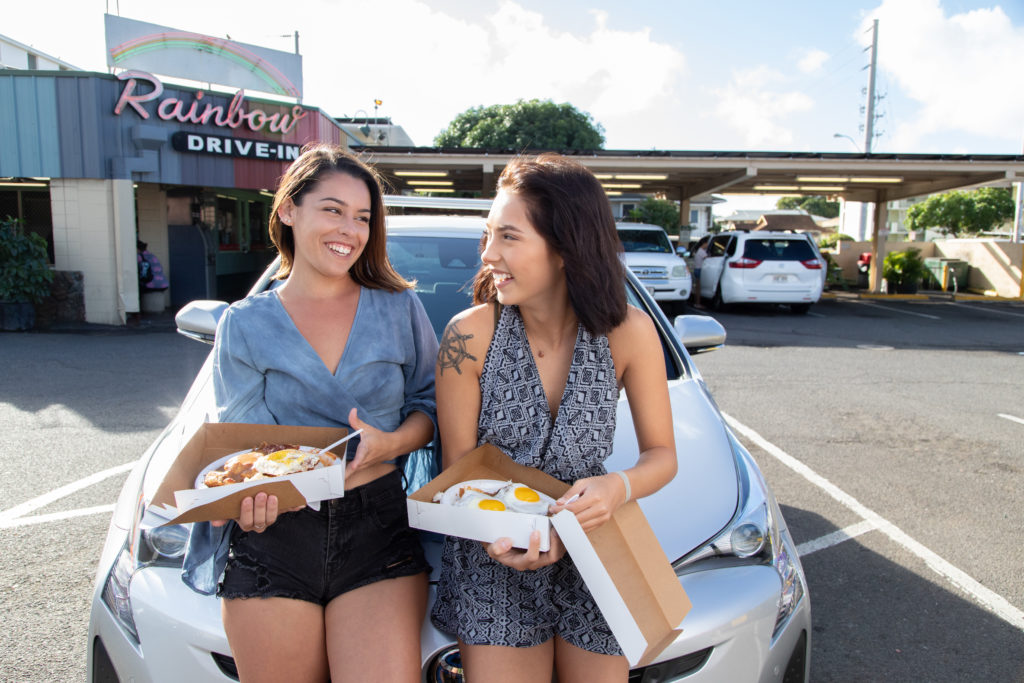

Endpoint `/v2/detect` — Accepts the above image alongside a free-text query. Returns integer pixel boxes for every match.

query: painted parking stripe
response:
[0,461,134,523]
[0,504,115,529]
[945,302,1024,319]
[997,413,1024,426]
[796,520,877,557]
[722,412,1024,631]
[851,300,942,320]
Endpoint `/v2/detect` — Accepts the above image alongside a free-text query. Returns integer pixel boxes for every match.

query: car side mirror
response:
[175,300,229,345]
[672,315,726,354]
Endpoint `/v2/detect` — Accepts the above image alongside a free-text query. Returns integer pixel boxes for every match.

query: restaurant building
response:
[1,63,349,324]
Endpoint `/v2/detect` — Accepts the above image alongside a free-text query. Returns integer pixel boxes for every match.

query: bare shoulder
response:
[607,304,659,348]
[437,303,494,378]
[607,305,661,372]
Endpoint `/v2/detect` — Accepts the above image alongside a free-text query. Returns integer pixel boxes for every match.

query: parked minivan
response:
[696,230,825,314]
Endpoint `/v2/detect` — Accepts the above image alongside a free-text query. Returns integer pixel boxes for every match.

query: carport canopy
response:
[359,147,1024,292]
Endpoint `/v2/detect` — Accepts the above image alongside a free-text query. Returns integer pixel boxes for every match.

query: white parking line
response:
[722,412,1024,631]
[851,300,942,320]
[945,302,1024,319]
[0,461,134,523]
[997,413,1024,426]
[806,311,825,318]
[796,520,877,557]
[0,504,115,529]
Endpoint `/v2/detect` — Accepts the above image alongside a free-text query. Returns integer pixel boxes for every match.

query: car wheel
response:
[790,303,811,315]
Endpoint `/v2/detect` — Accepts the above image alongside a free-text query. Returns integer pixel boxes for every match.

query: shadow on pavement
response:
[779,504,1024,682]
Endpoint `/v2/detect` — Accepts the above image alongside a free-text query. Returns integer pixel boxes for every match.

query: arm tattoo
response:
[438,321,477,376]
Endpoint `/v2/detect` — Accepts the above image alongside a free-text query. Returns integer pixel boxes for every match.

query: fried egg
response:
[497,484,556,515]
[454,490,506,512]
[253,449,322,477]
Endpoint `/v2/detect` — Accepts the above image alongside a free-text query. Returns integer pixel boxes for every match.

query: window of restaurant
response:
[0,185,54,262]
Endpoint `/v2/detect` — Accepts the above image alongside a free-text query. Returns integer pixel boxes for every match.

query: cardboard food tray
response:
[407,444,570,552]
[150,423,349,526]
[408,444,691,666]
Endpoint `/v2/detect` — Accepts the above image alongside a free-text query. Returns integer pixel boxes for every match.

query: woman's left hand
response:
[549,473,629,533]
[345,408,395,475]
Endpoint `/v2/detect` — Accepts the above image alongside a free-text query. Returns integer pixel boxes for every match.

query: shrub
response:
[0,217,54,303]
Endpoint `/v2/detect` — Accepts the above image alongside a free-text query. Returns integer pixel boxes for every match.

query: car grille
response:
[627,647,713,681]
[629,265,669,280]
[212,652,240,680]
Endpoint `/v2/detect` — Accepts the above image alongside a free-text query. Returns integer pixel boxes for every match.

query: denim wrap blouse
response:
[181,286,438,595]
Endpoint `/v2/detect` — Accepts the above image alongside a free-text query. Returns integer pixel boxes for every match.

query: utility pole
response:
[864,18,884,292]
[864,19,879,154]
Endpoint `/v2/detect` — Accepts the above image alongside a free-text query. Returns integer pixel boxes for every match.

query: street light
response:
[833,133,861,152]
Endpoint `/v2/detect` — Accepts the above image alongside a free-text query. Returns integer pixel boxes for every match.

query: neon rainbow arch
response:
[109,31,300,98]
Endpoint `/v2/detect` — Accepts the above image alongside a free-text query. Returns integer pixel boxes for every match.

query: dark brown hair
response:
[473,154,626,334]
[269,143,410,291]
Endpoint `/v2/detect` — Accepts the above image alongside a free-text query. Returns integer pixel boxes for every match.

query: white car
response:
[88,213,811,683]
[616,222,692,306]
[697,231,824,314]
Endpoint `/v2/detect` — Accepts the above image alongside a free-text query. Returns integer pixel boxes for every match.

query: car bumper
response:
[637,276,692,301]
[722,282,822,305]
[91,526,809,683]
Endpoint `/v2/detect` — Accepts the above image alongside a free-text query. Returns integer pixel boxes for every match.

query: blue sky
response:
[6,0,1023,212]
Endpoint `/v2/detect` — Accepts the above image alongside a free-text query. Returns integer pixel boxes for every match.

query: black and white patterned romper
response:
[431,305,622,655]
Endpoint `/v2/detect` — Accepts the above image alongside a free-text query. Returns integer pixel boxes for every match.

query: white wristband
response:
[613,470,631,502]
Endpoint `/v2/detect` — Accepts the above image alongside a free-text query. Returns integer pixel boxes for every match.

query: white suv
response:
[616,223,692,305]
[696,230,824,314]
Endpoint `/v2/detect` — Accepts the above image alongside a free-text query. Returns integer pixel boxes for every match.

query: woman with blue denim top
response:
[183,144,437,682]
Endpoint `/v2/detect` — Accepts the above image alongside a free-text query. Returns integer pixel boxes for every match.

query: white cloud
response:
[864,0,1024,151]
[710,66,815,147]
[303,0,687,146]
[797,48,829,73]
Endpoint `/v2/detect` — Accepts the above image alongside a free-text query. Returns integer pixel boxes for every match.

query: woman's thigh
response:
[460,639,555,683]
[324,572,427,682]
[554,635,628,683]
[222,596,328,683]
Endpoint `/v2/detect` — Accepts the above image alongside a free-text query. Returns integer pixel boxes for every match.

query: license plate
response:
[773,275,789,283]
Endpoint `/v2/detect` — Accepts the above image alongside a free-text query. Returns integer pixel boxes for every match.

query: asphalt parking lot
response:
[684,296,1024,681]
[0,296,1021,681]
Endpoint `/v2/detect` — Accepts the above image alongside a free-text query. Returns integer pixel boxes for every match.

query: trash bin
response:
[924,257,969,292]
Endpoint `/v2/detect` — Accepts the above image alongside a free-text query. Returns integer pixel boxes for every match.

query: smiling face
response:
[480,189,565,307]
[278,171,372,282]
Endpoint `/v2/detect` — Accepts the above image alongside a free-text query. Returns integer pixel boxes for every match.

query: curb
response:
[821,291,1022,303]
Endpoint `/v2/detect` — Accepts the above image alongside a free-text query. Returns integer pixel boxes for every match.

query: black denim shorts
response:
[219,469,429,605]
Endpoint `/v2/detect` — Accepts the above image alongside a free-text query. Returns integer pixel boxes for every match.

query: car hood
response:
[606,376,737,563]
[136,357,737,564]
[622,252,686,268]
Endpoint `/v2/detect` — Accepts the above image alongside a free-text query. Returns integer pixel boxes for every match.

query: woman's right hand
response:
[484,529,565,571]
[211,492,298,533]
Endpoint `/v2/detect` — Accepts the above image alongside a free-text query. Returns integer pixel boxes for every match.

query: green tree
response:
[906,187,1014,237]
[434,99,605,150]
[776,195,840,219]
[627,198,681,234]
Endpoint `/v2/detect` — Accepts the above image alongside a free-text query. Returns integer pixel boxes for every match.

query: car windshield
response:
[617,229,673,254]
[742,238,815,261]
[387,233,686,381]
[387,235,479,339]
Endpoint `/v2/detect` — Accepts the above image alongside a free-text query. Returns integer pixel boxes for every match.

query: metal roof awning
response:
[356,147,1024,205]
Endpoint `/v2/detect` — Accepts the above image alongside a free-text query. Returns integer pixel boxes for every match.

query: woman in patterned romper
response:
[432,154,677,682]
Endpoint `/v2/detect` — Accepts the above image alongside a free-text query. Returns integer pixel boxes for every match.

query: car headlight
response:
[101,484,189,643]
[671,264,688,278]
[672,432,805,638]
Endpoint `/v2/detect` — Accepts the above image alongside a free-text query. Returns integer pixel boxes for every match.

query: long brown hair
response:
[269,143,410,292]
[473,154,627,334]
